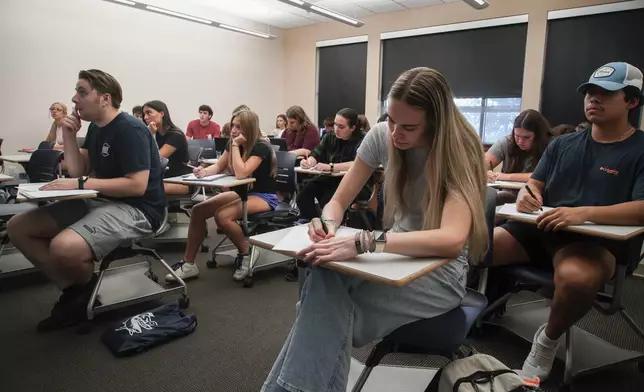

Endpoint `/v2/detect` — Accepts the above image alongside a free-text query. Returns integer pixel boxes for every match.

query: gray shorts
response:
[43,198,153,261]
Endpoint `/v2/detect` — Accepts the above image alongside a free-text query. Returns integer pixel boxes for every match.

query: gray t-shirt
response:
[357,122,470,267]
[488,136,537,173]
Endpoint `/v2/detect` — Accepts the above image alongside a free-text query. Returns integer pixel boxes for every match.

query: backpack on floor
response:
[101,301,197,357]
[425,354,542,392]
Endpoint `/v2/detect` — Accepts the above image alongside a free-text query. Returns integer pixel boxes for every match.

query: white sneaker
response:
[522,323,559,381]
[233,249,260,281]
[165,261,199,282]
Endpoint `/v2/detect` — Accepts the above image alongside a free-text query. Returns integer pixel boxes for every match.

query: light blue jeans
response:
[261,256,468,392]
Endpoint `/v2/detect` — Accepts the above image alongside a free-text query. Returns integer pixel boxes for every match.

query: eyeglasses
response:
[49,107,63,112]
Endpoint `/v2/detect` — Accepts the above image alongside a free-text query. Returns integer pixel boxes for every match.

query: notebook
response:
[179,173,229,182]
[18,182,98,200]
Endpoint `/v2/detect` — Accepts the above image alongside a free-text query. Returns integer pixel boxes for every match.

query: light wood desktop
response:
[0,154,31,163]
[497,203,644,241]
[164,174,256,231]
[487,180,526,190]
[249,226,450,287]
[295,167,347,177]
[15,183,98,203]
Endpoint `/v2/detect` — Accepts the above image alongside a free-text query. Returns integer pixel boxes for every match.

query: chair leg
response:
[351,366,374,392]
[476,292,513,327]
[86,270,105,321]
[564,327,574,385]
[247,245,257,278]
[620,310,644,341]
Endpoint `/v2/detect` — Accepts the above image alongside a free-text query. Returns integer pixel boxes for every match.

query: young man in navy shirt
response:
[493,62,644,380]
[8,69,165,332]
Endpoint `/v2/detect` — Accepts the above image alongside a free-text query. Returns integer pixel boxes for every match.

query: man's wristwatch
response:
[78,176,89,190]
[330,162,334,172]
[374,231,388,253]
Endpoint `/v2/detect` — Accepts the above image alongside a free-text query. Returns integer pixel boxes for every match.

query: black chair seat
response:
[247,202,295,221]
[379,289,487,357]
[499,265,555,288]
[0,203,38,219]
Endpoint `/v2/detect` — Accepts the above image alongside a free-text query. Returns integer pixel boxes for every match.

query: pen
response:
[489,161,493,171]
[524,185,543,212]
[186,163,198,169]
[314,198,328,233]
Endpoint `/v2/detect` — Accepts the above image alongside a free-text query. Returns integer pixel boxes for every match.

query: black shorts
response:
[501,221,642,268]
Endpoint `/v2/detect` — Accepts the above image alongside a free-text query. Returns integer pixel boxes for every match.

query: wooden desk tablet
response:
[163,174,255,188]
[249,226,450,287]
[295,167,347,177]
[497,203,644,241]
[0,154,31,163]
[487,181,526,190]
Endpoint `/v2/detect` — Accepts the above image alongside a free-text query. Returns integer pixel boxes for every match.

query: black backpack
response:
[101,301,197,357]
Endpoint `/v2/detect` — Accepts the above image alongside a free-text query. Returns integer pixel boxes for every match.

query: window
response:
[381,97,521,145]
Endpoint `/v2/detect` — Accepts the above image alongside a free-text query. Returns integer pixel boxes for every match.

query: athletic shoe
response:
[165,261,199,282]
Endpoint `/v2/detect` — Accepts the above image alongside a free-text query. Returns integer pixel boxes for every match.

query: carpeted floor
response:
[1,229,643,392]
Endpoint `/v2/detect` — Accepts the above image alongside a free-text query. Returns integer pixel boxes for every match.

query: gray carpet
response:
[1,229,644,392]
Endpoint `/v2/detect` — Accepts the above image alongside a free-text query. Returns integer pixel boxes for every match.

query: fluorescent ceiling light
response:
[462,0,490,10]
[219,24,271,38]
[100,0,275,39]
[146,5,213,24]
[276,0,364,27]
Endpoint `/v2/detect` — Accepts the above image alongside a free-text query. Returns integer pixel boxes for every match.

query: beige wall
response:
[283,0,626,124]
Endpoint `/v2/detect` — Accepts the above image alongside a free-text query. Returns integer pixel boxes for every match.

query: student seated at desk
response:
[262,67,488,392]
[168,109,278,282]
[143,100,191,195]
[45,102,68,150]
[8,69,165,332]
[296,108,370,221]
[485,109,551,204]
[492,62,644,381]
[284,105,320,157]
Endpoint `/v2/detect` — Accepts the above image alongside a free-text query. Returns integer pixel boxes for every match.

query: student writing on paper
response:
[283,105,320,157]
[485,109,551,205]
[296,108,371,221]
[262,68,489,392]
[143,100,191,195]
[167,109,278,282]
[492,62,644,382]
[7,69,165,332]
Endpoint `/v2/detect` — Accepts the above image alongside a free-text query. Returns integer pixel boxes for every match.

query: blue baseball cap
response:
[577,62,643,98]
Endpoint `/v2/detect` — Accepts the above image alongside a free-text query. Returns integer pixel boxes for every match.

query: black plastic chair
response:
[206,151,300,287]
[270,138,287,152]
[351,187,496,392]
[37,141,55,150]
[214,137,229,153]
[187,145,203,167]
[26,149,64,183]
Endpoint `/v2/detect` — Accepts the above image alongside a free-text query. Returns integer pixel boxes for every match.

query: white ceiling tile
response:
[356,0,406,13]
[313,0,375,18]
[398,0,445,9]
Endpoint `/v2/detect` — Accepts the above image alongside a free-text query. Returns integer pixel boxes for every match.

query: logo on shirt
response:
[101,143,111,157]
[600,166,619,176]
[593,66,615,78]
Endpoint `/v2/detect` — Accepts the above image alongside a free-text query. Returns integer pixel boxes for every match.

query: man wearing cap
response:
[491,62,644,380]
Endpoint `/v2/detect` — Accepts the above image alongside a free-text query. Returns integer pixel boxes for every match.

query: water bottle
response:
[207,133,213,140]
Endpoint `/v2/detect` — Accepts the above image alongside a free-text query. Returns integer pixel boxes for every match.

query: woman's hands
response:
[296,235,357,266]
[193,165,213,178]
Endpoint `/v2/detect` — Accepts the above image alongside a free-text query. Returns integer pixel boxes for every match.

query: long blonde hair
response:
[46,102,67,142]
[384,67,488,263]
[230,110,276,178]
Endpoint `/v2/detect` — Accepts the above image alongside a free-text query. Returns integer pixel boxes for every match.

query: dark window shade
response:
[541,9,644,128]
[381,23,528,99]
[317,43,368,125]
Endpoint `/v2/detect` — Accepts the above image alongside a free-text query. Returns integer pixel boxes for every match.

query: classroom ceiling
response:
[172,0,462,29]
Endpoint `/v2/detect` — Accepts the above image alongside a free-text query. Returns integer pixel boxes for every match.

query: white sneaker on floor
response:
[522,323,558,381]
[233,249,260,281]
[165,262,200,282]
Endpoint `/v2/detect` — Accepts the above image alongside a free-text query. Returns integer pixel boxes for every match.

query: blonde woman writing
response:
[262,67,488,392]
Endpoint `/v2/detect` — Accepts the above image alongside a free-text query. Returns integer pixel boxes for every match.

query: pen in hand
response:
[524,185,543,212]
[314,198,328,233]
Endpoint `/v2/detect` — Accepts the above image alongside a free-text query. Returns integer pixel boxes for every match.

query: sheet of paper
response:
[179,173,228,181]
[20,189,98,199]
[271,225,362,253]
[497,203,644,238]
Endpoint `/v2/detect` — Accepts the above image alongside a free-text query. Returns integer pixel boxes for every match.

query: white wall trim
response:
[316,35,368,48]
[548,0,644,20]
[380,14,528,40]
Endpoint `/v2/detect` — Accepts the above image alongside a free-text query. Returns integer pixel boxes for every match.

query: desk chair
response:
[479,234,644,389]
[350,188,496,392]
[188,139,215,150]
[270,138,287,152]
[37,141,55,150]
[82,158,189,331]
[206,151,299,287]
[215,137,228,154]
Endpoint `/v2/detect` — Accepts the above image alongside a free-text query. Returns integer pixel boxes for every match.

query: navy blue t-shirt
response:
[532,129,644,207]
[83,112,165,230]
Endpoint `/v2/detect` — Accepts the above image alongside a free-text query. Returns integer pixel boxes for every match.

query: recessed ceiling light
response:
[276,0,364,27]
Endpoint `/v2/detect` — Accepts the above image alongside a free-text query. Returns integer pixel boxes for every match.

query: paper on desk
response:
[19,186,98,200]
[271,225,361,254]
[180,173,228,181]
[497,203,553,221]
